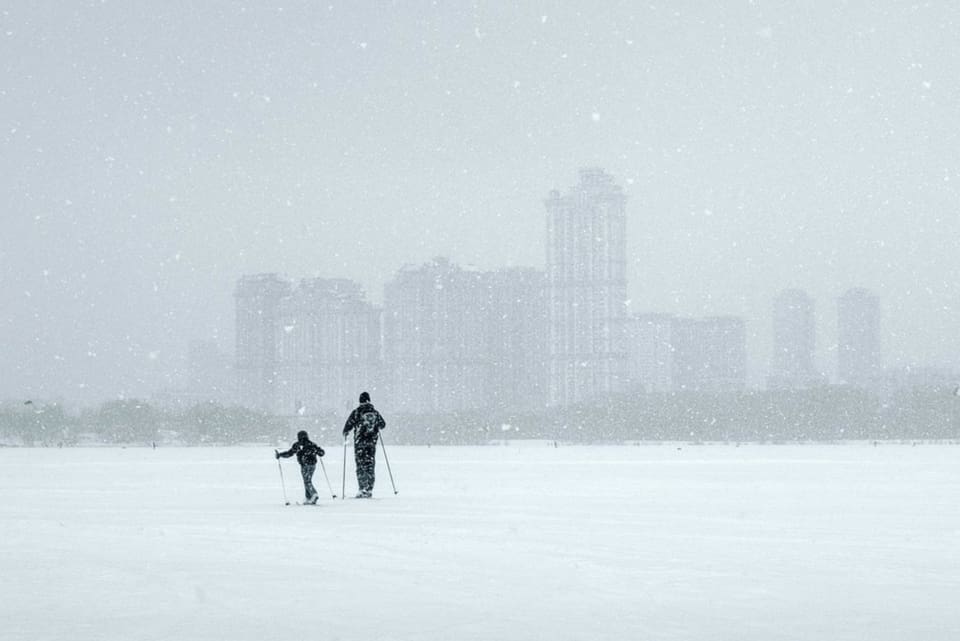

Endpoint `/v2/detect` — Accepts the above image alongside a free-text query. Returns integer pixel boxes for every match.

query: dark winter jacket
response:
[343,402,386,445]
[278,437,325,466]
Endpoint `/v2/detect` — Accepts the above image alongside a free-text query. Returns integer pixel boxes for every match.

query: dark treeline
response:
[3,385,959,446]
[386,385,960,445]
[0,400,289,446]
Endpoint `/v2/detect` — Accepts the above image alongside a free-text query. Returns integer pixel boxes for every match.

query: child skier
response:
[276,430,326,504]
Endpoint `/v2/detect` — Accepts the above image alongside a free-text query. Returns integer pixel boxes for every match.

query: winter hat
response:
[297,430,308,440]
[359,391,370,403]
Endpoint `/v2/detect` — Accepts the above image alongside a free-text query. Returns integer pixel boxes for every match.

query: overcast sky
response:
[2,2,959,403]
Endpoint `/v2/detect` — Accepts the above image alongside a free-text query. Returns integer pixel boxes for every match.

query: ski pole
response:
[318,457,337,499]
[379,434,398,495]
[341,436,348,500]
[275,451,290,506]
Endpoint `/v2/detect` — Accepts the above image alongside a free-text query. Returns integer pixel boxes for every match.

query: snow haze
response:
[2,4,960,402]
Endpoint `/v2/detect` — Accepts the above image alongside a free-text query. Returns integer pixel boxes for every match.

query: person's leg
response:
[353,446,364,496]
[354,445,367,496]
[301,463,318,502]
[354,443,376,496]
[366,442,377,494]
[360,442,377,495]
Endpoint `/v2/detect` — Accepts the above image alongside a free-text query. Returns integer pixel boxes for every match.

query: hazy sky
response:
[2,2,959,403]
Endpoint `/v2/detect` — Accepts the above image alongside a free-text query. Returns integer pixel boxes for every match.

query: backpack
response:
[360,410,379,435]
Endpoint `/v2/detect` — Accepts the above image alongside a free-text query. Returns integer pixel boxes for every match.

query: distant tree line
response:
[0,400,289,446]
[2,385,958,446]
[386,385,960,445]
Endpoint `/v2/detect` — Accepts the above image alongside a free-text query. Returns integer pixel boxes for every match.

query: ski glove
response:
[274,450,280,459]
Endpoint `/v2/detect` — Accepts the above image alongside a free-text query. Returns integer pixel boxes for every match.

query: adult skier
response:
[276,430,325,504]
[342,391,386,498]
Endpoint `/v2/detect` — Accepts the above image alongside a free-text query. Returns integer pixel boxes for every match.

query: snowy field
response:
[2,443,959,641]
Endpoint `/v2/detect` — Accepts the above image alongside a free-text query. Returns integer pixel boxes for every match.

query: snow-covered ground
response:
[2,443,959,641]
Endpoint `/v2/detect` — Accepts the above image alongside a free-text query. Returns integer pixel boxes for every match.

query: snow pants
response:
[300,463,318,502]
[354,441,377,494]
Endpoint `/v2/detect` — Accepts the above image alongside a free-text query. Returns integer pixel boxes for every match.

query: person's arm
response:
[342,410,356,437]
[276,443,298,459]
[309,441,325,457]
[377,412,386,432]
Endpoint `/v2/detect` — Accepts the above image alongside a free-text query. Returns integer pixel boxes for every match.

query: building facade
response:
[382,258,486,414]
[276,278,382,416]
[235,274,380,415]
[235,274,290,414]
[480,267,548,411]
[625,313,675,393]
[545,168,629,405]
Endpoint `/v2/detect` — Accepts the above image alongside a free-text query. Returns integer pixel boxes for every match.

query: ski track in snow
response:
[1,444,960,641]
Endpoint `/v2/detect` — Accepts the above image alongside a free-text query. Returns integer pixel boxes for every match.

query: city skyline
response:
[8,188,956,408]
[226,255,914,416]
[4,4,959,404]
[226,212,916,416]
[6,207,950,408]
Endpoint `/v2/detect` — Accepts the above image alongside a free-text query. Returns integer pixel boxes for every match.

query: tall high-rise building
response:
[276,278,381,415]
[235,274,290,413]
[768,289,819,389]
[545,168,628,405]
[671,316,747,392]
[837,288,882,387]
[480,267,548,410]
[382,258,485,413]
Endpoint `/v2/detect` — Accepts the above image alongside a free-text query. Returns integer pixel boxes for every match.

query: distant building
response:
[276,278,382,415]
[235,274,290,413]
[671,316,747,392]
[625,313,675,393]
[545,168,629,405]
[767,289,821,389]
[480,267,548,410]
[235,274,380,415]
[382,258,485,414]
[624,314,747,393]
[837,288,882,387]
